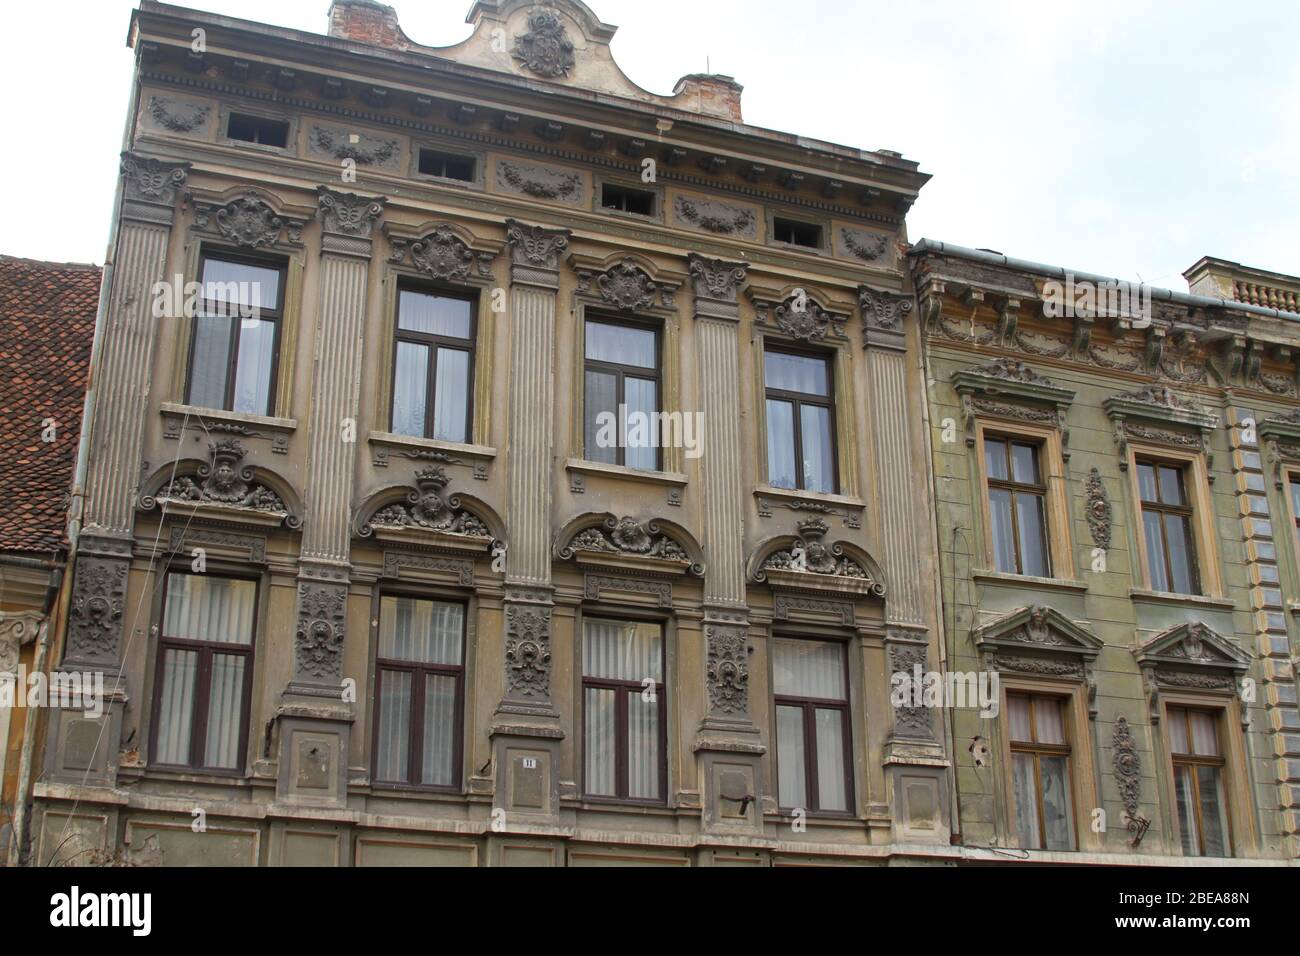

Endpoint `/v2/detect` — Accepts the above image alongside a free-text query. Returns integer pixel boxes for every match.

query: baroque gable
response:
[750,518,885,600]
[557,515,703,577]
[141,440,299,529]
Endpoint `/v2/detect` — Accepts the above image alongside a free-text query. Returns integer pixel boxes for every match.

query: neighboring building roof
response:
[0,255,100,554]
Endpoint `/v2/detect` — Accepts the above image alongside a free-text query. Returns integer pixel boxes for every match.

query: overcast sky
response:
[4,0,1296,291]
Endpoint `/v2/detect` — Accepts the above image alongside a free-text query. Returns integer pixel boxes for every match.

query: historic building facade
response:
[911,242,1300,862]
[28,0,951,866]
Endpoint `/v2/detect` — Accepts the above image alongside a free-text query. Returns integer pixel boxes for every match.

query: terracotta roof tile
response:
[0,255,100,554]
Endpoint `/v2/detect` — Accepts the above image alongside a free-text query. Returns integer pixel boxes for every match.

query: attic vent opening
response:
[773,217,822,249]
[418,149,476,182]
[226,112,289,148]
[601,183,656,217]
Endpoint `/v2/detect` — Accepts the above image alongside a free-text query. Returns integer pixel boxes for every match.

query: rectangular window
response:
[1168,706,1231,857]
[390,288,475,443]
[373,596,465,789]
[226,112,289,148]
[1289,477,1300,547]
[773,217,822,249]
[764,348,836,493]
[984,436,1050,577]
[583,318,661,471]
[582,618,665,802]
[773,638,852,813]
[1137,459,1200,594]
[600,183,656,217]
[417,148,476,182]
[152,572,257,772]
[1007,693,1076,850]
[185,253,285,416]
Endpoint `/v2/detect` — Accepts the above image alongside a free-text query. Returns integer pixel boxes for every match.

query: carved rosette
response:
[559,517,702,575]
[773,296,845,342]
[706,626,750,717]
[66,557,128,665]
[889,642,934,738]
[213,193,284,249]
[407,226,494,281]
[595,258,658,311]
[512,9,576,78]
[1112,716,1142,822]
[504,606,552,698]
[316,187,386,239]
[294,583,347,682]
[1084,467,1112,551]
[362,466,490,538]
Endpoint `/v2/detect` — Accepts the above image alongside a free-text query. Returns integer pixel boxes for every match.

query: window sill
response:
[161,402,297,434]
[370,431,497,464]
[973,571,1088,594]
[1129,588,1236,610]
[565,458,687,487]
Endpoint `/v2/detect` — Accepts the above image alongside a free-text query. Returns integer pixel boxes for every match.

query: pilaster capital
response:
[316,186,386,256]
[505,218,571,288]
[120,151,190,226]
[688,253,749,320]
[859,284,915,352]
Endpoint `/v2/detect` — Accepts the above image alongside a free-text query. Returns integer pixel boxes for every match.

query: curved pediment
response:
[748,518,885,599]
[139,440,301,530]
[973,605,1102,659]
[354,466,498,553]
[1134,621,1250,673]
[556,513,703,576]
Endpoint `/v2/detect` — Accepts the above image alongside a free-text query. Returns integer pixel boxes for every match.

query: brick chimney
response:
[328,0,407,50]
[673,74,744,123]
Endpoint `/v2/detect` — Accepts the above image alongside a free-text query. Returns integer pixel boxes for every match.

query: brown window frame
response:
[580,616,668,806]
[184,249,286,417]
[772,637,854,816]
[1136,457,1202,595]
[149,570,258,776]
[764,344,839,494]
[1167,705,1233,857]
[984,434,1051,576]
[1007,692,1076,850]
[582,315,663,471]
[370,594,467,792]
[389,283,478,443]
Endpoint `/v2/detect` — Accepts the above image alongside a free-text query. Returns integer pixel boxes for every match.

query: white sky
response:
[3,0,1297,290]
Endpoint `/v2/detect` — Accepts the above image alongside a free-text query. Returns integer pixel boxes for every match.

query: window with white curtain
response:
[152,571,257,772]
[764,347,836,494]
[373,596,466,789]
[1168,705,1232,857]
[583,318,661,471]
[1007,693,1076,851]
[582,617,665,802]
[185,252,285,416]
[390,288,475,443]
[772,637,852,813]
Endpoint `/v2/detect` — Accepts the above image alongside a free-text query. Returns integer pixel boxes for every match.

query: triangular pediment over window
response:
[1134,621,1250,674]
[972,605,1103,661]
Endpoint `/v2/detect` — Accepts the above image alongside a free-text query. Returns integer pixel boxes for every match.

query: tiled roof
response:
[0,255,100,554]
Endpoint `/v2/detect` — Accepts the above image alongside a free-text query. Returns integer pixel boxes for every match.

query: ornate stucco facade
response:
[16,0,1296,869]
[25,0,952,867]
[912,243,1300,863]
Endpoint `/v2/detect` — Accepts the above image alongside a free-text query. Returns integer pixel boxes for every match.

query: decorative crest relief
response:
[773,296,845,342]
[316,187,386,238]
[212,193,284,249]
[688,254,748,301]
[673,196,756,237]
[757,518,881,592]
[66,558,128,664]
[145,440,297,526]
[295,583,346,681]
[706,625,750,716]
[497,160,582,202]
[1084,467,1112,551]
[505,606,552,698]
[407,226,494,281]
[841,229,889,262]
[147,96,210,132]
[512,8,576,78]
[593,258,658,311]
[121,152,189,205]
[859,286,914,333]
[559,517,702,574]
[505,219,570,270]
[363,466,490,538]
